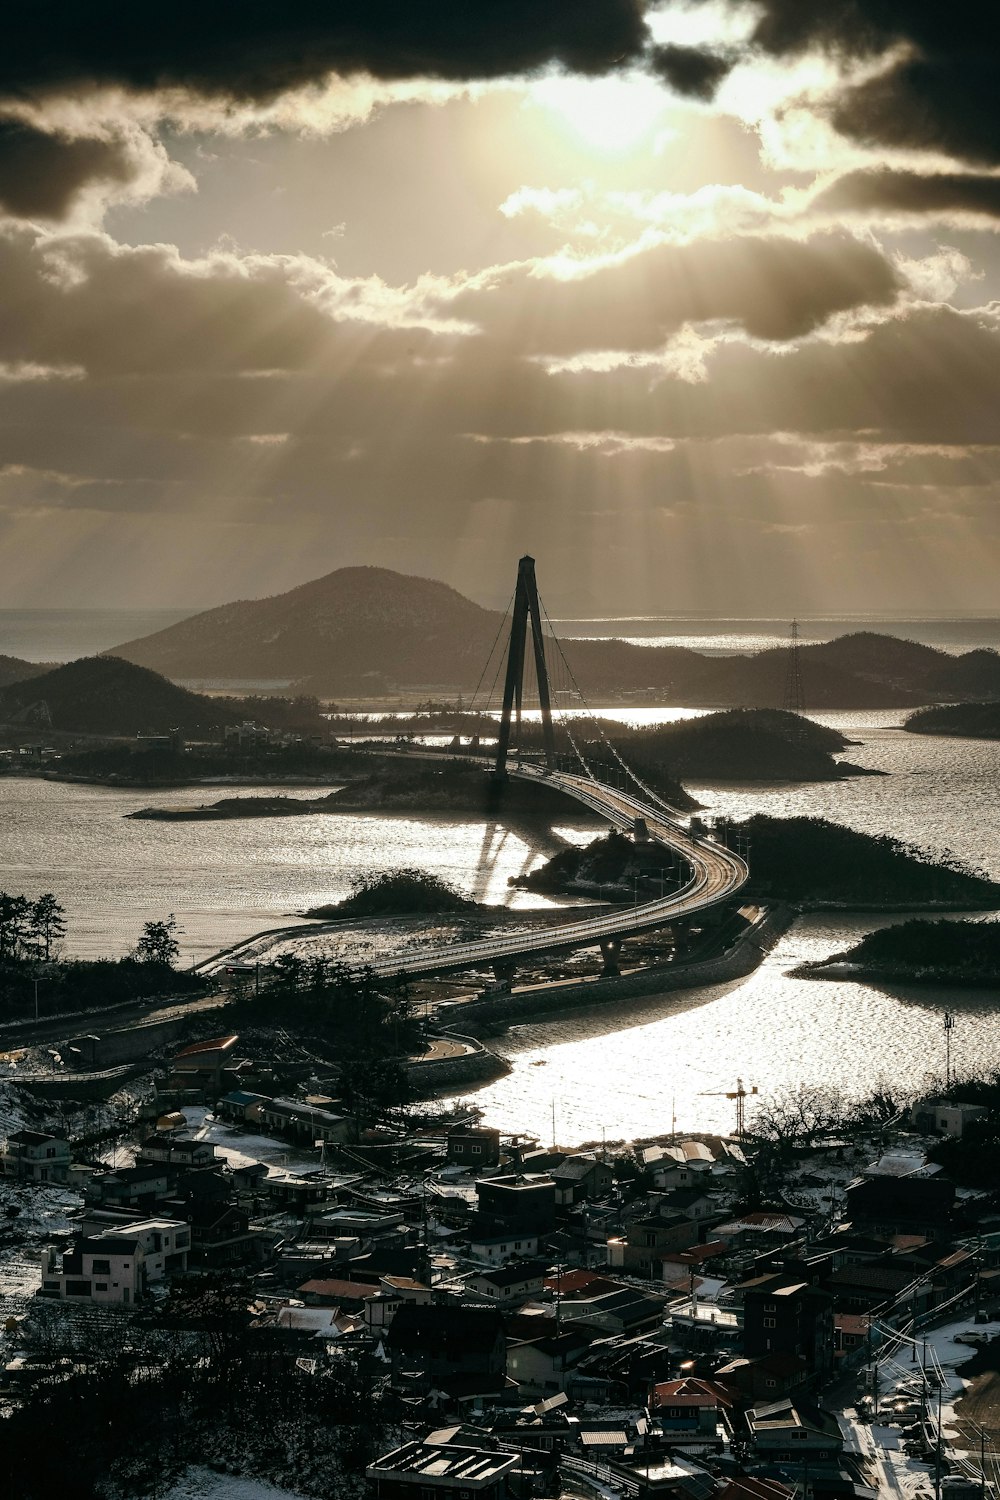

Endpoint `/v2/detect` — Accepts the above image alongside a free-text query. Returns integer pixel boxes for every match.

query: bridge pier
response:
[599,938,623,977]
[671,919,693,957]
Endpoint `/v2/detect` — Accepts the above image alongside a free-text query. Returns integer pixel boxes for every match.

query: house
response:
[447,1125,501,1168]
[298,1277,376,1308]
[2,1130,71,1184]
[544,1268,618,1299]
[910,1099,989,1138]
[476,1175,556,1234]
[467,1260,548,1306]
[168,1034,245,1092]
[366,1441,518,1500]
[608,1211,700,1275]
[662,1242,728,1281]
[715,1353,811,1404]
[264,1168,336,1211]
[507,1327,594,1397]
[275,1305,351,1340]
[388,1304,506,1390]
[259,1096,349,1144]
[844,1176,956,1237]
[559,1287,666,1337]
[657,1187,719,1222]
[185,1199,259,1266]
[217,1090,269,1125]
[39,1217,190,1304]
[714,1213,805,1250]
[652,1377,732,1441]
[834,1313,871,1364]
[574,1332,675,1400]
[643,1141,716,1190]
[467,1229,540,1265]
[550,1155,614,1206]
[84,1165,172,1208]
[746,1397,844,1462]
[741,1276,835,1378]
[136,1134,218,1171]
[717,1478,793,1500]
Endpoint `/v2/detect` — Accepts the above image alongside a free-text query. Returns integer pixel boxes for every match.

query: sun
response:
[527,71,675,153]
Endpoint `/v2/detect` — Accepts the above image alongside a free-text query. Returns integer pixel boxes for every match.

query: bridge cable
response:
[538,596,683,817]
[467,588,516,716]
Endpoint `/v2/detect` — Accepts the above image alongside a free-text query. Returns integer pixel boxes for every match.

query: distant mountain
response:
[0,656,236,736]
[111,566,501,686]
[0,654,48,689]
[109,563,994,708]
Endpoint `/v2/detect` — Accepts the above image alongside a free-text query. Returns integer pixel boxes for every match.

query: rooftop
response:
[367,1442,517,1485]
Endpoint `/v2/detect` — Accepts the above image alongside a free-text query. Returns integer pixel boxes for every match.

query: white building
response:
[40,1218,190,1304]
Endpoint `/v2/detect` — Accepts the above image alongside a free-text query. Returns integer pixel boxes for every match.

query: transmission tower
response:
[783,618,805,714]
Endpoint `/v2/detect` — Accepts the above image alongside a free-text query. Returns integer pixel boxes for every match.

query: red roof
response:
[543,1269,612,1296]
[653,1377,733,1409]
[663,1240,727,1266]
[175,1035,239,1058]
[297,1278,374,1301]
[718,1478,793,1500]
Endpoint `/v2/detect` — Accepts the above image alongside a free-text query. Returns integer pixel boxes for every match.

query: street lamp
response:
[31,963,54,1022]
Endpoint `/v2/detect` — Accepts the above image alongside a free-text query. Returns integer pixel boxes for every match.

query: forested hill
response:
[109,563,1000,707]
[0,654,47,689]
[905,702,1000,739]
[0,656,236,735]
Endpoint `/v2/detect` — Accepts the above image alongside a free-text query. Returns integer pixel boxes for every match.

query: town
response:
[2,1025,999,1500]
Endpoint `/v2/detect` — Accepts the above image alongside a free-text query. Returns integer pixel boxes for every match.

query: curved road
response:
[363,767,748,980]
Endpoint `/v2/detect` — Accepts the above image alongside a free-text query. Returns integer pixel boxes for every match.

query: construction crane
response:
[700,1077,758,1138]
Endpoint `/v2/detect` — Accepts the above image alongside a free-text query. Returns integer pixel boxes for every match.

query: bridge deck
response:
[365,768,748,981]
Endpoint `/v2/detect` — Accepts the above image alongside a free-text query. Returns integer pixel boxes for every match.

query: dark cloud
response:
[0,119,138,218]
[454,232,902,349]
[746,3,1000,164]
[0,229,336,375]
[650,44,733,100]
[812,168,1000,218]
[0,2,651,102]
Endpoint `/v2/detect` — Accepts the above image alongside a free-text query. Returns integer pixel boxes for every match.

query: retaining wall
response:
[404,1031,510,1093]
[437,904,794,1036]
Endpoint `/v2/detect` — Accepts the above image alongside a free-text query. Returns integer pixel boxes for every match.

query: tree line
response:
[0,891,67,962]
[0,894,199,1019]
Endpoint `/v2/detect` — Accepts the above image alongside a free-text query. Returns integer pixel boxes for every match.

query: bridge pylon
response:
[494,555,557,779]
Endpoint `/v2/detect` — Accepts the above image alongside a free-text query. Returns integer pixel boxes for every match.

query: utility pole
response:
[944,1012,955,1089]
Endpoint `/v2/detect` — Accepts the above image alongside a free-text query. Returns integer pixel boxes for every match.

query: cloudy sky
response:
[3,2,1000,615]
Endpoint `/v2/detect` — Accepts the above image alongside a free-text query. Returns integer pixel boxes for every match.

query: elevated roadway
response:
[364,767,748,982]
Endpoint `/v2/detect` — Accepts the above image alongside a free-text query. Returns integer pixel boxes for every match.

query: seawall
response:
[404,1031,510,1094]
[436,903,793,1036]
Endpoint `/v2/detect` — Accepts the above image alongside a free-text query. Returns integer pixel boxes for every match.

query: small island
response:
[125,758,690,823]
[796,917,1000,985]
[305,868,480,919]
[513,815,1000,909]
[904,702,1000,740]
[129,792,344,820]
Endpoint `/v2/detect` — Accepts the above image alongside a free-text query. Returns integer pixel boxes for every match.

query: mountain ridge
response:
[107,564,1000,708]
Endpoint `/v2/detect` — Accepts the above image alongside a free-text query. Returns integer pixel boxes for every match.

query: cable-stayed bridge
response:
[362,556,749,986]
